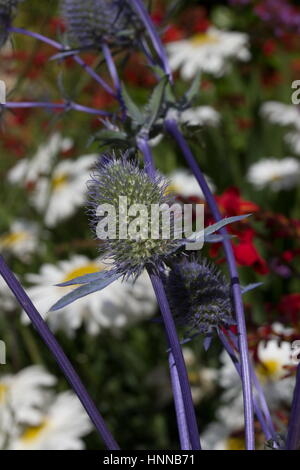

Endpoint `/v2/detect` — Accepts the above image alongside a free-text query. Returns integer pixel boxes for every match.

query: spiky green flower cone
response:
[88,153,182,279]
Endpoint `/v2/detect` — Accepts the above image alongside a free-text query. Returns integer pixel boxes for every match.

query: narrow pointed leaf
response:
[122,84,145,125]
[187,214,251,243]
[184,72,201,106]
[241,283,263,295]
[143,76,168,131]
[50,273,121,311]
[56,270,117,287]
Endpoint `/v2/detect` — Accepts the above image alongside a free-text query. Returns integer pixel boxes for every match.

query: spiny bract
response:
[88,153,181,279]
[61,0,142,49]
[165,255,234,336]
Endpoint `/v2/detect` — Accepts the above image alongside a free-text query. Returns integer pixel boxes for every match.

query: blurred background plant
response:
[0,0,300,450]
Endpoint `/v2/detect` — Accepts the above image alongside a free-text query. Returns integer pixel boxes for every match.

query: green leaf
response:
[184,72,201,106]
[143,76,168,132]
[121,83,145,125]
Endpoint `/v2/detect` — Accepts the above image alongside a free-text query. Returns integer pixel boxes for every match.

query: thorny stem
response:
[129,0,172,81]
[0,255,120,451]
[3,101,111,116]
[168,352,191,450]
[137,135,200,450]
[165,118,255,450]
[219,330,274,442]
[149,272,201,450]
[286,363,300,449]
[8,27,115,96]
[228,330,277,441]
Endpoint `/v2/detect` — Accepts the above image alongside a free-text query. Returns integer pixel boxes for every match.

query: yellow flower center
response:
[190,33,219,47]
[0,231,29,248]
[51,173,69,190]
[226,437,245,450]
[21,420,49,443]
[61,263,104,288]
[165,183,181,195]
[0,383,8,403]
[256,359,282,382]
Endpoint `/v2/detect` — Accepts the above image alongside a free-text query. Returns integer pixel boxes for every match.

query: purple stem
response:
[286,363,300,449]
[0,255,119,450]
[137,137,156,179]
[228,330,277,440]
[129,0,173,81]
[165,118,255,450]
[3,101,111,116]
[8,27,115,96]
[149,272,201,450]
[137,136,200,449]
[168,352,191,450]
[219,330,272,441]
[101,43,126,118]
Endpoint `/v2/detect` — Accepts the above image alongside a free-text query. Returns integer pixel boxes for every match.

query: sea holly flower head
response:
[165,255,234,338]
[61,0,143,49]
[0,0,23,47]
[88,152,182,279]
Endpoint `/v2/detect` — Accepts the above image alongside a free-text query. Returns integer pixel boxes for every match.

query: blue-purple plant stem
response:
[0,255,120,450]
[165,118,255,450]
[129,0,172,81]
[8,26,115,96]
[136,135,200,449]
[137,137,156,179]
[286,363,300,449]
[219,330,272,441]
[149,272,201,450]
[168,352,191,450]
[101,43,126,119]
[3,101,111,116]
[228,330,277,440]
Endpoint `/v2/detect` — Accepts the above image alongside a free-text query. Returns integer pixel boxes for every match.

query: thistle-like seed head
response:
[61,0,142,49]
[0,0,22,47]
[165,255,234,336]
[88,153,181,279]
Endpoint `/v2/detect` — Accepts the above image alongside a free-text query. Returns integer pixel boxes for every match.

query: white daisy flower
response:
[261,102,300,155]
[148,106,220,147]
[179,106,220,127]
[261,101,300,128]
[167,168,215,199]
[202,422,245,450]
[10,391,92,450]
[256,339,295,406]
[0,366,56,438]
[167,27,250,80]
[22,255,156,336]
[0,276,17,312]
[0,220,39,261]
[246,157,300,191]
[32,154,97,227]
[8,133,74,185]
[285,131,300,155]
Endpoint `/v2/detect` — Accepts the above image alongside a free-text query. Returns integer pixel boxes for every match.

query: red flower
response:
[262,39,277,56]
[162,25,185,43]
[217,187,260,217]
[278,294,300,324]
[232,229,269,275]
